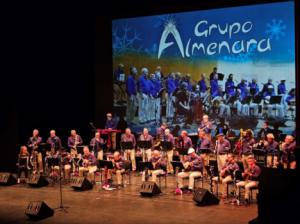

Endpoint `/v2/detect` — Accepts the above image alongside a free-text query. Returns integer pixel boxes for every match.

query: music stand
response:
[98,160,114,170]
[242,96,252,104]
[177,147,188,155]
[206,160,219,195]
[139,162,154,181]
[139,162,154,171]
[161,141,173,151]
[269,96,282,104]
[38,143,51,157]
[137,141,152,149]
[120,142,133,150]
[171,161,184,171]
[199,148,212,154]
[47,157,59,168]
[252,95,262,104]
[76,146,85,155]
[98,160,114,187]
[217,73,225,81]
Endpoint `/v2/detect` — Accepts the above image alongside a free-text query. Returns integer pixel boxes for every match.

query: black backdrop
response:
[1,0,299,172]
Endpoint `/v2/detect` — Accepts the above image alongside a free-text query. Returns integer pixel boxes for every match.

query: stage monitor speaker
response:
[27,174,48,187]
[0,172,17,186]
[193,188,220,206]
[70,176,93,191]
[25,201,54,220]
[140,181,161,196]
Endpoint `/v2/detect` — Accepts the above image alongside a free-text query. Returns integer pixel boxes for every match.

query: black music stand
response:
[76,146,84,155]
[171,161,184,171]
[121,142,133,150]
[161,141,173,151]
[137,141,152,149]
[177,147,188,155]
[206,160,219,196]
[217,73,225,81]
[47,157,59,168]
[269,96,282,104]
[98,160,114,186]
[242,96,252,104]
[252,95,262,104]
[139,162,154,181]
[38,143,51,158]
[199,148,212,154]
[98,160,114,170]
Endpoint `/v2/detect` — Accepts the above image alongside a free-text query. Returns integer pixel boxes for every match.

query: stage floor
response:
[0,174,256,224]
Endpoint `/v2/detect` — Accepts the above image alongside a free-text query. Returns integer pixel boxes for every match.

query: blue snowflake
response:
[112,24,142,55]
[265,19,286,40]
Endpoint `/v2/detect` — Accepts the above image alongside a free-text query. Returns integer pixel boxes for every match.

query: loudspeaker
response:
[140,181,161,196]
[27,174,48,187]
[193,188,220,206]
[70,176,93,191]
[25,201,54,220]
[0,172,17,186]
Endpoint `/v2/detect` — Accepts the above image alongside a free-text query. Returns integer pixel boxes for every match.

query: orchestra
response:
[16,108,297,206]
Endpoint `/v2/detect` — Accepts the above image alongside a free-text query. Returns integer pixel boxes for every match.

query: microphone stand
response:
[54,149,69,213]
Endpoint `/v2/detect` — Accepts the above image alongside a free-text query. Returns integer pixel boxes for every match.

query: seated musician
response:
[213,153,239,198]
[197,130,212,174]
[236,155,261,204]
[90,132,105,160]
[263,133,280,168]
[215,133,231,172]
[178,148,203,192]
[138,128,153,162]
[27,129,43,174]
[142,150,166,184]
[67,129,83,156]
[240,129,255,170]
[121,128,136,171]
[17,146,30,183]
[284,88,295,117]
[164,128,175,174]
[111,151,125,188]
[79,146,97,182]
[281,135,296,169]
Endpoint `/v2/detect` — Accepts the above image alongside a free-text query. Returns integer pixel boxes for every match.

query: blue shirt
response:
[167,77,176,94]
[277,83,286,95]
[225,80,235,96]
[198,79,207,93]
[248,82,259,95]
[126,75,137,96]
[105,119,117,129]
[138,75,150,94]
[210,79,218,97]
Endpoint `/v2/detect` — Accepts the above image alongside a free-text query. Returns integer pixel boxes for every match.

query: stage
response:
[0,174,256,224]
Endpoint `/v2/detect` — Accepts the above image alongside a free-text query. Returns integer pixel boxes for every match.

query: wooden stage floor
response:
[0,174,257,224]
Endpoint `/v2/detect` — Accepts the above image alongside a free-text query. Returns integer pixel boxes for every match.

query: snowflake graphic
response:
[112,24,142,55]
[265,19,286,40]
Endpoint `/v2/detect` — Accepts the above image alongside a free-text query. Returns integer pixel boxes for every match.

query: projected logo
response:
[111,2,296,136]
[158,19,272,59]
